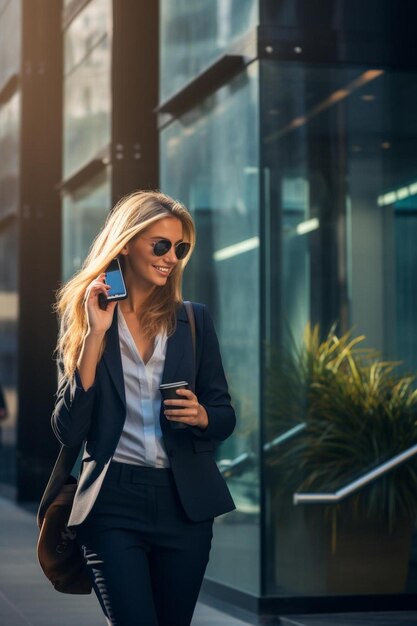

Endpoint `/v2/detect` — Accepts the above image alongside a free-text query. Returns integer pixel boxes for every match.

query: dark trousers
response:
[76,461,213,626]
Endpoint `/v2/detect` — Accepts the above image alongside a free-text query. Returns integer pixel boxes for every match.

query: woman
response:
[47,191,236,625]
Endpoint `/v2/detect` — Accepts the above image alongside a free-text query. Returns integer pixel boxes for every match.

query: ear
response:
[119,244,129,256]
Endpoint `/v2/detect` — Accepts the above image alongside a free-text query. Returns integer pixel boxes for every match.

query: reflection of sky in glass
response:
[0,92,20,217]
[65,0,111,75]
[62,169,111,281]
[63,0,111,176]
[0,0,19,428]
[160,0,257,100]
[0,0,21,90]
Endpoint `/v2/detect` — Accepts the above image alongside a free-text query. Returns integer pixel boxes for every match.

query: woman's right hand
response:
[84,273,117,335]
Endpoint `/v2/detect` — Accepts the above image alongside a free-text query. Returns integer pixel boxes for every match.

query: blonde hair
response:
[56,190,195,379]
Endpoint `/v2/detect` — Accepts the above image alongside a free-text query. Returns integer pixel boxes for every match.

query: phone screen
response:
[105,259,127,298]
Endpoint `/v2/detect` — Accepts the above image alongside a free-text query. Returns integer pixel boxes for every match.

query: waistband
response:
[105,461,174,486]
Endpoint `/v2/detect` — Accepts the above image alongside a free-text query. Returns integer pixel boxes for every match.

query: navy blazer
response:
[38,303,236,528]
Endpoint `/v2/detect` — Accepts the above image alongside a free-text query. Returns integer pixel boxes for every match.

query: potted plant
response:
[266,324,417,594]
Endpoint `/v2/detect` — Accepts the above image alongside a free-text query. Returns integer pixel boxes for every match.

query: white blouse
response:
[112,308,170,468]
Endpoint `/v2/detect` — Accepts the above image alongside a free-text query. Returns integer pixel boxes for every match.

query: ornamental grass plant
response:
[266,323,417,527]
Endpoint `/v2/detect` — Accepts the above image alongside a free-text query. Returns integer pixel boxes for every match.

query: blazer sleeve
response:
[51,359,96,448]
[193,304,236,441]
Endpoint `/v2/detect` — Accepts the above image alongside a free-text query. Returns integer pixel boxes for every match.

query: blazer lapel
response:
[103,306,126,408]
[161,304,189,385]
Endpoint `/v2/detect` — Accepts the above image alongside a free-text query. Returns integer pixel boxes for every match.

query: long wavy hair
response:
[56,190,195,379]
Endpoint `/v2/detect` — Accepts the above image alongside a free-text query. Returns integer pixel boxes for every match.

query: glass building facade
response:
[62,0,112,276]
[159,0,417,613]
[0,0,21,488]
[3,0,417,618]
[261,58,417,598]
[161,60,261,594]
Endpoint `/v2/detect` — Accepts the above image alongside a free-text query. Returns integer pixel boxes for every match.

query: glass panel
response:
[394,203,417,371]
[0,220,18,488]
[160,0,258,101]
[0,84,19,489]
[262,60,417,597]
[64,0,111,76]
[161,63,260,594]
[62,169,111,281]
[63,0,111,177]
[0,91,20,219]
[63,34,111,177]
[261,0,398,36]
[0,0,21,90]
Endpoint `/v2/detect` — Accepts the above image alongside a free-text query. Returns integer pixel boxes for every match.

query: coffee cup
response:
[159,381,189,429]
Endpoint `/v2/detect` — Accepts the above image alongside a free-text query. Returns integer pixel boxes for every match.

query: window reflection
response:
[64,0,111,177]
[160,0,257,100]
[64,0,111,75]
[161,64,260,594]
[262,60,417,596]
[62,169,111,281]
[0,83,19,487]
[0,92,19,219]
[0,0,21,90]
[0,219,18,480]
[64,36,111,177]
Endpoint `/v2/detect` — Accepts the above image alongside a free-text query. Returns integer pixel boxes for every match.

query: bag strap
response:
[184,301,196,392]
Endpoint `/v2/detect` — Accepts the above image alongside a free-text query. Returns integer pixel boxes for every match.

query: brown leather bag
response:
[37,479,92,594]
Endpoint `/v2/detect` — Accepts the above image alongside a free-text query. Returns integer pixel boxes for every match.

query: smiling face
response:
[120,216,185,291]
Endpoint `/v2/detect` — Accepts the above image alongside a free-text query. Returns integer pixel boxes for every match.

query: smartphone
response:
[98,257,128,310]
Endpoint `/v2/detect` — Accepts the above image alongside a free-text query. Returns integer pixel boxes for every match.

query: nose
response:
[163,245,178,265]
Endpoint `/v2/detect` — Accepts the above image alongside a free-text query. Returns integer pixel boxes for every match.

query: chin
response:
[149,275,168,287]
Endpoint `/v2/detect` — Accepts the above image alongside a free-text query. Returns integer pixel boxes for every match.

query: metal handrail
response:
[263,422,306,452]
[293,443,417,505]
[220,422,306,478]
[219,452,255,478]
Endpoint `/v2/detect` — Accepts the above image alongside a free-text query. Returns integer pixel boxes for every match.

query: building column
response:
[18,0,63,501]
[111,0,159,204]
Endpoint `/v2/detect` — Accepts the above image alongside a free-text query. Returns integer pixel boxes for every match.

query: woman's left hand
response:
[164,389,208,429]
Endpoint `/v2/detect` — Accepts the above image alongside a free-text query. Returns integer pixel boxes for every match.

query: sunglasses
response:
[149,239,191,260]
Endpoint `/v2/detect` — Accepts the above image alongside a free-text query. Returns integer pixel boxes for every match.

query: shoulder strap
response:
[184,301,196,391]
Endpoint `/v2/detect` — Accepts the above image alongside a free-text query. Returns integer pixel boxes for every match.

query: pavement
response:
[2,493,417,626]
[0,495,255,626]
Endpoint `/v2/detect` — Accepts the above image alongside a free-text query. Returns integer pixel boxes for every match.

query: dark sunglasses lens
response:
[175,242,190,259]
[153,240,171,256]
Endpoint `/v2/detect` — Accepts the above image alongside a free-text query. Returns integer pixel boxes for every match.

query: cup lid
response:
[159,381,188,389]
